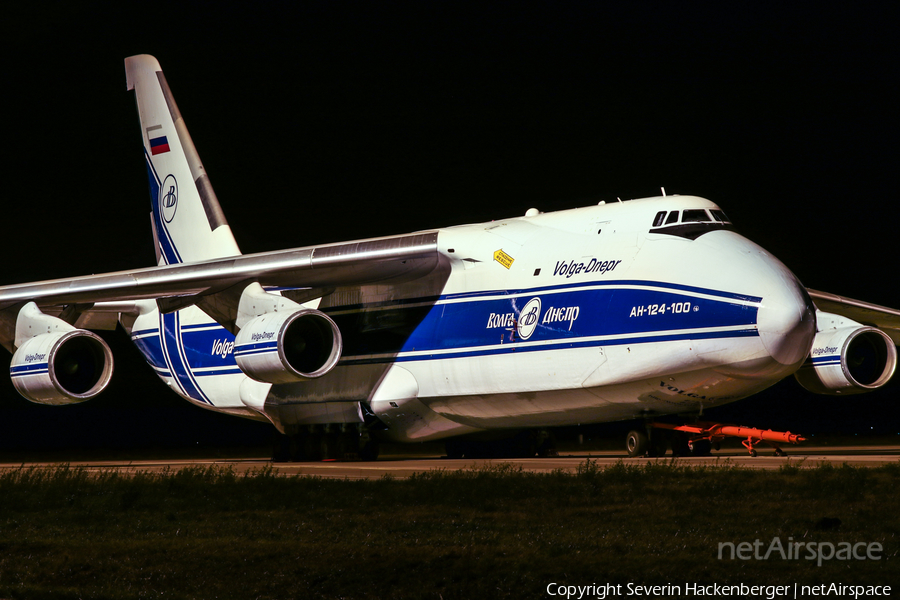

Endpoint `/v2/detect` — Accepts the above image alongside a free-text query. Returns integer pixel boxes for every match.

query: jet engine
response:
[234,308,342,384]
[794,326,897,395]
[11,329,114,405]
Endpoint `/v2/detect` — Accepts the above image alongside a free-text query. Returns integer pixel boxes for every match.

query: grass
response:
[0,461,896,599]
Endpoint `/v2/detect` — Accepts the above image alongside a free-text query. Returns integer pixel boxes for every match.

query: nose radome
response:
[694,230,817,372]
[756,266,816,367]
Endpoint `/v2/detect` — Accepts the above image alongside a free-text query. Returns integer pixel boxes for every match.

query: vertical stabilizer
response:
[125,55,241,265]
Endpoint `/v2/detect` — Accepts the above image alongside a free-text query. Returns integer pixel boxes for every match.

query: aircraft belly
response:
[408,336,785,433]
[415,366,771,432]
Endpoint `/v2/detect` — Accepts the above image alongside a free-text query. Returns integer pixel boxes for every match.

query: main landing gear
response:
[272,424,379,462]
[626,422,806,458]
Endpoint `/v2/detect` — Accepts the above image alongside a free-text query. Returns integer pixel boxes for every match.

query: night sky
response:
[4,3,900,451]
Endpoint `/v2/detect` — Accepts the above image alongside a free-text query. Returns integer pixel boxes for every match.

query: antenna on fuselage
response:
[661,187,667,196]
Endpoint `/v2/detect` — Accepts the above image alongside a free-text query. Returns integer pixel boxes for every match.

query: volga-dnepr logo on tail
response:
[161,174,178,223]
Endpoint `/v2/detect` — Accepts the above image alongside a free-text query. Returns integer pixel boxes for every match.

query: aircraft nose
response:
[756,267,816,367]
[698,231,816,371]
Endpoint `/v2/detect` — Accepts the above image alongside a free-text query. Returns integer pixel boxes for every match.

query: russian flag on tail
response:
[150,135,170,155]
[147,124,170,155]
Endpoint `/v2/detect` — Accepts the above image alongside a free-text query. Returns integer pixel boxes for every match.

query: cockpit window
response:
[682,209,710,223]
[652,211,667,227]
[649,206,734,240]
[711,209,731,223]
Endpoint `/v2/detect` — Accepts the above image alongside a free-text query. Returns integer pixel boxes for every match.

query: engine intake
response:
[794,326,897,395]
[234,308,342,384]
[11,330,114,405]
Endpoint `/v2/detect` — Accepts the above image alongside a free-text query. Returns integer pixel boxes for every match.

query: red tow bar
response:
[653,421,806,457]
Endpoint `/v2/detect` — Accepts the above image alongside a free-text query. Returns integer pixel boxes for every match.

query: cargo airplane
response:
[3,55,899,460]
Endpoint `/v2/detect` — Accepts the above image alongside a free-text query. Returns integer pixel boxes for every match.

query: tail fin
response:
[125,55,241,265]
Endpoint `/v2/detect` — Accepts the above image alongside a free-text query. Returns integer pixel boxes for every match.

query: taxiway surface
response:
[1,443,898,479]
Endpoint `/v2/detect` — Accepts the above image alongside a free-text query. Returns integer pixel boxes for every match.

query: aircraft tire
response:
[689,439,712,456]
[626,430,649,457]
[670,433,691,457]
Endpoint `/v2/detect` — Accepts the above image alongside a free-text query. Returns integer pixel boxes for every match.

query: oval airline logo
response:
[517,297,541,340]
[160,174,178,223]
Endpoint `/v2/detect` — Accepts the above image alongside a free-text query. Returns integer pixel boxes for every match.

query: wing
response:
[0,231,440,350]
[0,232,439,308]
[807,288,900,345]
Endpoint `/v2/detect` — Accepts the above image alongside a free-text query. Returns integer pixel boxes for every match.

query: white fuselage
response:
[128,196,817,442]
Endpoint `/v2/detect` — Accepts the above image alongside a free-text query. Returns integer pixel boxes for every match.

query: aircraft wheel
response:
[749,449,758,457]
[775,448,786,457]
[626,430,649,457]
[689,439,712,456]
[670,433,691,457]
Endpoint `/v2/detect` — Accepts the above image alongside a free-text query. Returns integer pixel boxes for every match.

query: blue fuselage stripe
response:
[324,282,759,358]
[161,312,210,404]
[129,280,761,389]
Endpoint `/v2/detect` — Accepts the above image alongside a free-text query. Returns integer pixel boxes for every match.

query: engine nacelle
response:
[234,308,342,384]
[10,330,114,405]
[794,326,897,395]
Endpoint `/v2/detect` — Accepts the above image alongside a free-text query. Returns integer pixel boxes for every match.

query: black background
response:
[3,3,900,452]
